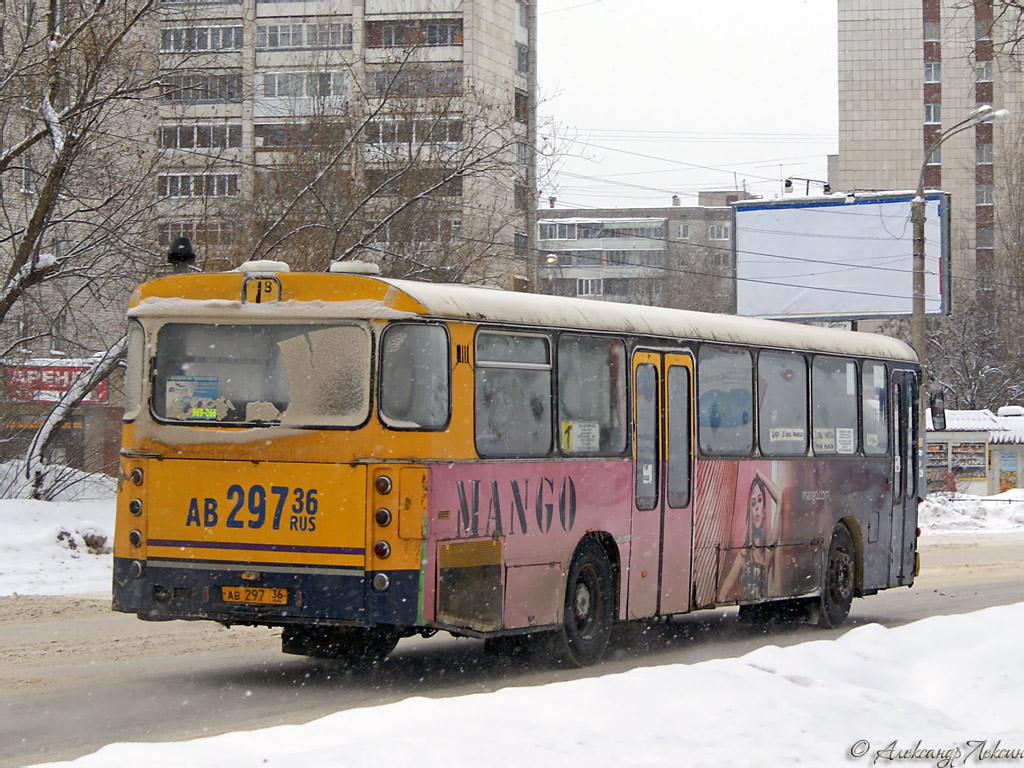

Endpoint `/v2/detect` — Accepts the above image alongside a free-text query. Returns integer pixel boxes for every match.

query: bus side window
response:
[475,332,552,457]
[757,351,808,456]
[698,346,753,455]
[811,357,859,455]
[379,324,450,429]
[557,334,626,454]
[862,362,889,456]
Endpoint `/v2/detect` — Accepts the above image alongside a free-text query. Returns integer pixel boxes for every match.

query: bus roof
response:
[383,278,917,363]
[130,272,917,363]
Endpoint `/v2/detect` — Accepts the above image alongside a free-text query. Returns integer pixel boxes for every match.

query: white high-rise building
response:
[155,0,537,287]
[831,0,1019,316]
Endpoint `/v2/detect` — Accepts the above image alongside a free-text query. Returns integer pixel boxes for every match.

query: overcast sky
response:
[537,0,839,209]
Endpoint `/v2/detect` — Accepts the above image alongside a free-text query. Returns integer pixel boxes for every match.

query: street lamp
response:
[911,104,1009,422]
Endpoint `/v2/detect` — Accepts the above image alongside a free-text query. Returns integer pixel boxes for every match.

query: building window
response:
[516,44,529,75]
[677,223,689,239]
[159,220,235,247]
[977,143,993,164]
[49,312,67,355]
[365,66,461,97]
[516,0,528,28]
[924,20,939,41]
[925,143,940,165]
[514,183,528,210]
[977,227,995,248]
[160,122,242,150]
[364,119,462,145]
[514,231,528,257]
[366,19,463,48]
[19,150,37,194]
[158,173,239,198]
[539,222,577,240]
[976,60,993,82]
[709,224,730,240]
[924,103,941,124]
[514,90,528,122]
[576,278,603,297]
[426,23,460,46]
[516,140,530,165]
[256,22,352,50]
[924,61,941,83]
[161,73,243,104]
[262,71,347,98]
[976,19,992,40]
[161,25,243,52]
[976,184,994,206]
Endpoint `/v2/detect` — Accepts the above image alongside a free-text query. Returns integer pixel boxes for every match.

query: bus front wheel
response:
[819,525,855,629]
[553,538,614,667]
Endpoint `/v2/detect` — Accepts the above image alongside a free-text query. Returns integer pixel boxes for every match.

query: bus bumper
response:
[112,557,420,627]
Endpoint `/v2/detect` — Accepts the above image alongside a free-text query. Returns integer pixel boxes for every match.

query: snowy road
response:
[1,532,1022,768]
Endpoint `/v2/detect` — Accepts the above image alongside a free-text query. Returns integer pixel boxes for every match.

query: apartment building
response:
[830,0,1019,318]
[537,191,751,312]
[156,0,536,287]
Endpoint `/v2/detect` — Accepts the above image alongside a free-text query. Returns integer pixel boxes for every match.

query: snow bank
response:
[28,602,1024,768]
[919,491,1024,533]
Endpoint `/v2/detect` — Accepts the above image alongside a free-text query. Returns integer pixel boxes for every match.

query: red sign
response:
[4,364,108,404]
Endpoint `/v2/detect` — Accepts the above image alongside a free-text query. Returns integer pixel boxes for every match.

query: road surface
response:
[1,532,1021,767]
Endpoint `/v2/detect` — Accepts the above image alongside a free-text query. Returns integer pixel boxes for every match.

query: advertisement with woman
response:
[713,461,832,605]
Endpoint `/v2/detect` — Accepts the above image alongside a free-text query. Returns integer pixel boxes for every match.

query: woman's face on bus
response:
[749,486,765,528]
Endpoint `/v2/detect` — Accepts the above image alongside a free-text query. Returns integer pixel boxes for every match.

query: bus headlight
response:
[128,529,143,547]
[374,475,392,494]
[373,540,391,559]
[129,499,142,516]
[374,508,392,527]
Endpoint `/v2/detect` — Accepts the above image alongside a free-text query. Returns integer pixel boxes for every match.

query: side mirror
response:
[929,385,946,431]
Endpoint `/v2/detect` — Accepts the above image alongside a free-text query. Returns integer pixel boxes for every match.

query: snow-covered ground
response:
[4,486,1023,768]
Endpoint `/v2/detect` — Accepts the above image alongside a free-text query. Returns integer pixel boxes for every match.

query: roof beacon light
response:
[328,260,382,275]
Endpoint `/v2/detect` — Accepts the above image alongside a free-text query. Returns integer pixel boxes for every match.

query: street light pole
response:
[911,104,1008,428]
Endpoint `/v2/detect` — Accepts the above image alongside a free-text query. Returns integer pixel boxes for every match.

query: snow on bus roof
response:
[380,278,917,362]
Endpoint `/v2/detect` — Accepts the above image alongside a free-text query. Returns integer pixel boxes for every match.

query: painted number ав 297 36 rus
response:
[185,484,319,531]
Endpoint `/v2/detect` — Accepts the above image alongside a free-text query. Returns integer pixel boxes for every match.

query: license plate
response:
[221,586,288,605]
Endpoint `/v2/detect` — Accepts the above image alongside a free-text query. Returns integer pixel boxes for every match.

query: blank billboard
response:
[733,192,950,321]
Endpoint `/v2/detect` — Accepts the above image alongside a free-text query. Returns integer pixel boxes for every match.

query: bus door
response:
[889,369,919,586]
[629,351,695,619]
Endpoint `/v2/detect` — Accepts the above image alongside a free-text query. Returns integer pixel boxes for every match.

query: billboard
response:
[733,191,950,321]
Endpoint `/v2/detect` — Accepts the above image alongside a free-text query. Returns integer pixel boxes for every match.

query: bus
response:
[113,260,920,667]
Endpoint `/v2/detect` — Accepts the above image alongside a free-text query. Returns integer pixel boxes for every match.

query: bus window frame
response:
[554,330,630,458]
[377,321,452,432]
[695,342,755,458]
[861,360,890,457]
[123,319,146,423]
[473,328,554,458]
[809,354,861,457]
[755,349,810,458]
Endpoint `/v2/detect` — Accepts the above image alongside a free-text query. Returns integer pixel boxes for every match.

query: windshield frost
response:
[152,323,370,427]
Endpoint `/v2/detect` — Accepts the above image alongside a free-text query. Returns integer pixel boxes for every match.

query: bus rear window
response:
[152,323,371,427]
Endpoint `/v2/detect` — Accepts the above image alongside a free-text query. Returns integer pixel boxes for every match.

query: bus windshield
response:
[152,322,371,427]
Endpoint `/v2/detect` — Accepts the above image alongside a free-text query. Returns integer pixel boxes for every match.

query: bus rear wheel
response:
[553,538,614,667]
[281,625,399,668]
[819,525,856,629]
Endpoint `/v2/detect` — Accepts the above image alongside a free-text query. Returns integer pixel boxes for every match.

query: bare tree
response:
[1,0,163,494]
